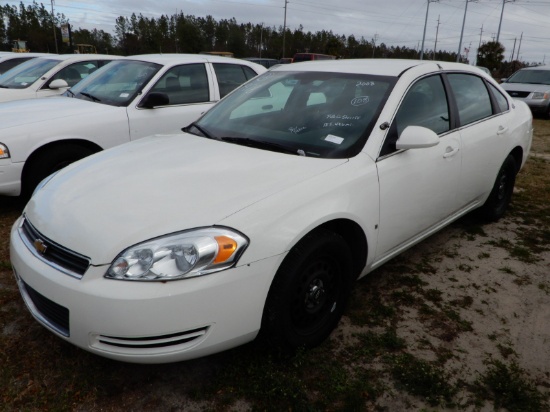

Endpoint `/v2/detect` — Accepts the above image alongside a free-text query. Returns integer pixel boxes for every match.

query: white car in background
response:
[10,59,532,363]
[0,54,266,196]
[0,54,121,102]
[0,52,51,75]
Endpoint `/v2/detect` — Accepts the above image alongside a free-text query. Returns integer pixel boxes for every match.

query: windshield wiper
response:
[80,92,101,102]
[221,136,304,156]
[0,85,9,89]
[183,123,216,139]
[65,89,75,97]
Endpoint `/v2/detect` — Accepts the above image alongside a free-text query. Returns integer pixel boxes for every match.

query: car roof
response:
[34,54,121,62]
[270,59,484,77]
[124,53,267,73]
[127,53,258,65]
[0,52,51,61]
[517,65,550,71]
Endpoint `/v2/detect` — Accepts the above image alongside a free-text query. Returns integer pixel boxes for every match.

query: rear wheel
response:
[23,144,94,197]
[477,155,517,222]
[262,229,354,350]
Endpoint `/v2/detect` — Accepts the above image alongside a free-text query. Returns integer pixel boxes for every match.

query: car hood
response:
[25,133,347,264]
[0,96,106,129]
[0,87,34,103]
[501,82,550,93]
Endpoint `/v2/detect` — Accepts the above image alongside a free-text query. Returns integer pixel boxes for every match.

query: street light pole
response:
[420,0,438,60]
[457,0,477,63]
[496,0,515,45]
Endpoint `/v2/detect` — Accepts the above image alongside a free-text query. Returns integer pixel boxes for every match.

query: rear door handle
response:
[497,125,509,135]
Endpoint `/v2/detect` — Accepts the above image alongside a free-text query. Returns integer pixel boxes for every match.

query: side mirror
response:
[49,79,69,89]
[140,92,170,109]
[396,126,439,150]
[500,78,508,83]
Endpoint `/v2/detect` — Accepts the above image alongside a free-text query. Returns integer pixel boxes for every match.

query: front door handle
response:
[443,146,459,158]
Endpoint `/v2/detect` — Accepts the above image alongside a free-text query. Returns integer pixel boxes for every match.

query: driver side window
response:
[381,75,450,157]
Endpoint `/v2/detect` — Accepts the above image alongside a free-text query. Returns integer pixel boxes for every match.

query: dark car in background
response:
[242,57,280,68]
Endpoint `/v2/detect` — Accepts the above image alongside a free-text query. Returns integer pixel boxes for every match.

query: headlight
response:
[0,143,9,159]
[531,92,550,100]
[105,227,249,281]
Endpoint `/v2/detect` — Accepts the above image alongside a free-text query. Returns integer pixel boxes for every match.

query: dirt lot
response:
[1,119,549,411]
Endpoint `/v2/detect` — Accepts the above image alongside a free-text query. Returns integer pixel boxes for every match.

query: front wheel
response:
[261,229,354,351]
[22,144,94,198]
[477,155,517,222]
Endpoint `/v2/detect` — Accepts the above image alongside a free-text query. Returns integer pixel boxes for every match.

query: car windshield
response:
[68,60,161,107]
[0,57,33,75]
[506,69,550,85]
[192,71,396,158]
[0,58,59,89]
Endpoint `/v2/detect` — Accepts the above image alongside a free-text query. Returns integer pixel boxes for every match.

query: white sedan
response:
[0,54,266,196]
[0,54,122,103]
[11,59,533,363]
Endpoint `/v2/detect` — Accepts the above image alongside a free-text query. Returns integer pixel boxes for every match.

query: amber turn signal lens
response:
[213,236,238,264]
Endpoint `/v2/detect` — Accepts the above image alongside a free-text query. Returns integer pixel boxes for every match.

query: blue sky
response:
[4,0,550,64]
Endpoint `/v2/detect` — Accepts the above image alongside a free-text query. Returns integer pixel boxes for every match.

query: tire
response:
[477,155,517,222]
[23,144,94,198]
[261,229,354,351]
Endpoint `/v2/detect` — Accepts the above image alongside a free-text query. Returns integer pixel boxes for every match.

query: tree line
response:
[0,1,527,75]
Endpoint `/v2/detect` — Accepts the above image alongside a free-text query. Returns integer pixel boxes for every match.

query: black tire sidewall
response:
[23,144,93,197]
[262,230,354,350]
[479,155,517,222]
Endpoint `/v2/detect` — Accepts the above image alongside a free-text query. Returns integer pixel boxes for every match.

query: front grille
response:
[22,280,70,337]
[506,91,530,98]
[98,327,209,349]
[19,217,90,278]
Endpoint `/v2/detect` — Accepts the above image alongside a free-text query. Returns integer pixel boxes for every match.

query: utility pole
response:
[259,23,264,57]
[509,38,516,61]
[372,34,378,58]
[474,24,484,65]
[515,32,523,61]
[457,0,477,63]
[51,0,58,54]
[420,0,439,60]
[496,0,515,45]
[282,0,288,59]
[433,15,440,60]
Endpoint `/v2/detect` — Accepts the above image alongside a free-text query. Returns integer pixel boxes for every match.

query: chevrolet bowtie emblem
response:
[33,239,48,255]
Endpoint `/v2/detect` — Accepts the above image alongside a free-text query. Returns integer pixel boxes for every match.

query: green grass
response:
[477,360,548,412]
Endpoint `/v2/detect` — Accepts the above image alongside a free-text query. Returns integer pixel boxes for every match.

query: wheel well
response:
[22,139,102,182]
[310,219,367,280]
[509,146,523,173]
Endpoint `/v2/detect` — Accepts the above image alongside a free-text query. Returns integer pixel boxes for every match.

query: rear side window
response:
[488,83,509,113]
[213,63,255,98]
[447,73,492,126]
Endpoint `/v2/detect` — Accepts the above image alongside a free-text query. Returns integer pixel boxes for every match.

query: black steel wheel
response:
[477,155,517,222]
[262,229,354,350]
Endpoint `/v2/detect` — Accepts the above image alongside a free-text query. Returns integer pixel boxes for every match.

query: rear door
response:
[446,73,511,207]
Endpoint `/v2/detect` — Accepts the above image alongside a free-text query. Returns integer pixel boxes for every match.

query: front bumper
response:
[0,158,24,196]
[10,217,283,363]
[516,97,550,115]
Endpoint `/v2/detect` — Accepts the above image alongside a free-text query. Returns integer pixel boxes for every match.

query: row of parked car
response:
[0,52,267,196]
[2,51,534,364]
